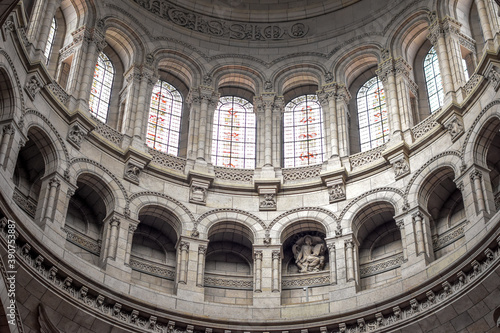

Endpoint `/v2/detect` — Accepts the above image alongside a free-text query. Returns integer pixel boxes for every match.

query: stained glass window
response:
[146,80,183,155]
[211,96,256,169]
[283,94,325,168]
[357,76,389,152]
[424,46,444,114]
[89,52,114,123]
[43,18,56,65]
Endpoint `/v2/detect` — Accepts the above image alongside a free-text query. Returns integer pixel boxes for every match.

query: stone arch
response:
[333,44,383,87]
[128,191,194,237]
[196,209,264,241]
[470,114,500,169]
[22,109,70,171]
[405,151,463,207]
[102,17,146,70]
[350,200,397,241]
[0,50,25,118]
[339,188,405,234]
[155,50,204,89]
[73,172,116,219]
[20,125,59,177]
[270,207,336,240]
[212,64,265,95]
[273,62,324,97]
[67,158,128,214]
[0,66,16,120]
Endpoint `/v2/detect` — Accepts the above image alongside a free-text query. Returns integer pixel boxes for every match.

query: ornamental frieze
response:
[131,0,308,41]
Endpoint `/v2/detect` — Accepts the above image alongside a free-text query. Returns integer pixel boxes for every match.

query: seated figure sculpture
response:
[292,235,326,273]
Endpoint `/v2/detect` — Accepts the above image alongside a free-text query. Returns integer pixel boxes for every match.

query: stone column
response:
[345,239,355,282]
[26,0,48,44]
[43,177,60,221]
[106,216,120,260]
[135,72,158,146]
[328,89,339,157]
[197,87,212,160]
[377,55,402,142]
[124,221,138,265]
[471,169,487,213]
[427,15,460,99]
[336,86,351,157]
[327,242,337,285]
[272,97,284,167]
[395,58,417,132]
[412,212,425,256]
[186,92,201,160]
[196,245,207,287]
[254,250,263,292]
[178,241,190,284]
[317,89,331,159]
[475,0,494,42]
[271,250,280,292]
[396,219,408,261]
[35,0,62,53]
[0,124,14,168]
[262,95,275,167]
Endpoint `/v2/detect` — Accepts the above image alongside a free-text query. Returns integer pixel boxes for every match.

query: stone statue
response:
[292,235,326,273]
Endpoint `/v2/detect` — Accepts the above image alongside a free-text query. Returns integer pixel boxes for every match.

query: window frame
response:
[89,52,115,123]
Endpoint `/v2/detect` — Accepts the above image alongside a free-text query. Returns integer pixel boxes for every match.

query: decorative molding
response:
[463,73,482,96]
[129,256,175,280]
[282,164,322,181]
[24,75,43,100]
[392,157,410,179]
[148,148,186,172]
[67,123,87,149]
[46,81,69,105]
[204,273,253,290]
[432,220,467,251]
[411,113,439,139]
[486,67,500,91]
[130,0,308,41]
[349,144,386,169]
[91,116,124,145]
[359,253,404,278]
[62,226,101,256]
[214,166,253,182]
[0,50,26,114]
[13,187,36,219]
[282,272,330,289]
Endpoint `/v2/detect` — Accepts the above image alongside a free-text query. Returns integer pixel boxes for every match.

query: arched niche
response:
[419,166,466,259]
[483,118,500,212]
[0,67,15,120]
[352,201,402,291]
[13,127,56,221]
[64,173,113,266]
[129,204,179,294]
[280,220,329,305]
[204,221,254,305]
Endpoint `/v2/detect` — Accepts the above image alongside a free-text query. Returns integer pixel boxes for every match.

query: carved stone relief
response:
[292,235,326,273]
[392,158,410,179]
[124,162,142,185]
[67,123,87,149]
[443,114,464,142]
[25,75,43,100]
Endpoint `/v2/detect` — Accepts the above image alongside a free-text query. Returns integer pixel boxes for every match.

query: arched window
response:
[146,80,183,155]
[89,52,114,123]
[357,76,389,152]
[43,18,56,64]
[211,96,256,168]
[424,46,444,113]
[283,94,325,168]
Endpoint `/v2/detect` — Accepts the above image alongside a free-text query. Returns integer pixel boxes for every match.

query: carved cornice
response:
[130,0,308,41]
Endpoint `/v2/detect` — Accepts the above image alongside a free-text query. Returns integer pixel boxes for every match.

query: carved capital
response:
[254,250,263,260]
[180,241,190,252]
[198,245,207,255]
[272,250,281,260]
[470,169,482,181]
[49,177,61,188]
[412,211,423,223]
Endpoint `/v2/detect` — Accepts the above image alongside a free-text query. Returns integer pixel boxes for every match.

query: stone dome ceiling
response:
[166,0,362,22]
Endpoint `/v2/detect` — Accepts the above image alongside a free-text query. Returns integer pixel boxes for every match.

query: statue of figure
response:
[292,235,326,273]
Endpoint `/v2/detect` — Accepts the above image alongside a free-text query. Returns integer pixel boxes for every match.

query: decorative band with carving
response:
[349,144,386,169]
[148,148,186,172]
[282,164,322,181]
[204,273,253,290]
[282,271,330,289]
[129,256,175,280]
[0,220,499,333]
[13,187,37,219]
[131,0,308,41]
[411,113,439,139]
[91,116,124,145]
[214,166,254,182]
[359,253,404,278]
[432,220,467,251]
[62,226,101,255]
